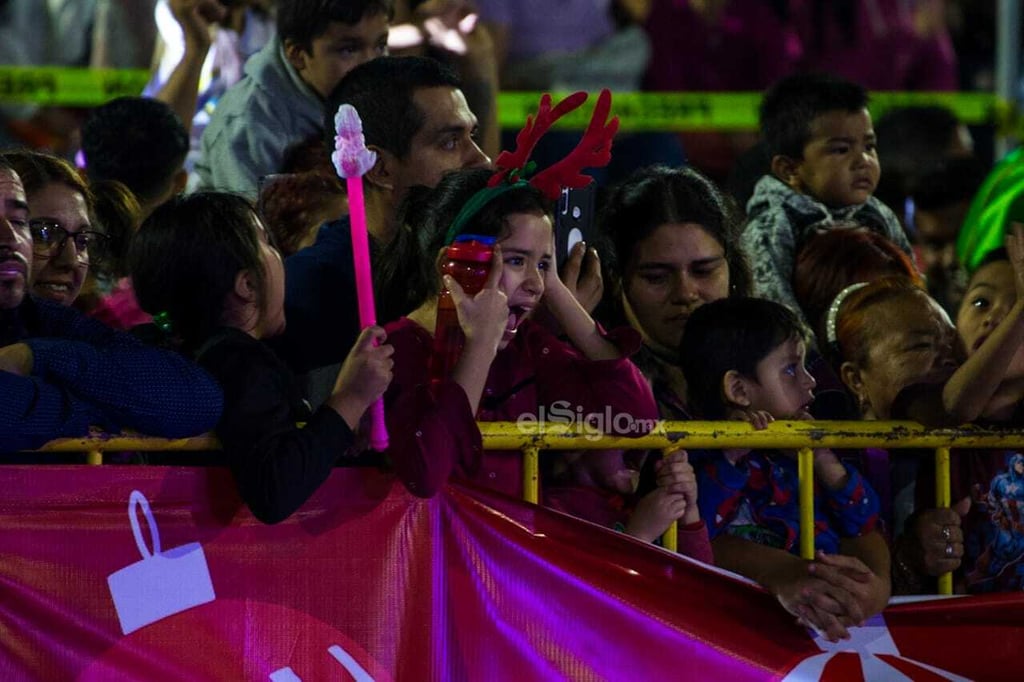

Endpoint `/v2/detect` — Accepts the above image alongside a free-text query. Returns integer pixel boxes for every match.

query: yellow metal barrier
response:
[935,447,953,595]
[798,448,814,561]
[28,419,1024,596]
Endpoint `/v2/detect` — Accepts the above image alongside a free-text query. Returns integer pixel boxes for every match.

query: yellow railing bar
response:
[798,448,815,561]
[479,420,1024,451]
[935,447,953,595]
[34,420,1024,453]
[36,434,221,455]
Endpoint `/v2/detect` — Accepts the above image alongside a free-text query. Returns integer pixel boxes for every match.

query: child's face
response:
[845,291,959,419]
[496,211,553,349]
[743,336,816,419]
[285,14,390,100]
[786,108,879,208]
[256,220,286,339]
[623,222,730,355]
[957,259,1024,376]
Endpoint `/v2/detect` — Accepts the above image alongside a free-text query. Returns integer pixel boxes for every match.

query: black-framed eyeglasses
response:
[29,220,109,265]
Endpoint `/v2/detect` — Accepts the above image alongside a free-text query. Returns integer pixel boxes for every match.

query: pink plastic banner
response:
[0,466,1020,681]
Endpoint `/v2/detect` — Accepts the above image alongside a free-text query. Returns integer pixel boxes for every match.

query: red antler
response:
[488,91,590,188]
[529,88,618,200]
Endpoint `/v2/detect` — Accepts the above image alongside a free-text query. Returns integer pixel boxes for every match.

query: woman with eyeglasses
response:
[0,150,108,307]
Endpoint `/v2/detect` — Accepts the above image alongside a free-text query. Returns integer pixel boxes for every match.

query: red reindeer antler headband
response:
[444,89,618,245]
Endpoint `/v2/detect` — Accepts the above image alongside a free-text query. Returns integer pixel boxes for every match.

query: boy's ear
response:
[283,39,308,73]
[770,154,802,191]
[722,370,752,408]
[233,269,258,303]
[364,145,395,193]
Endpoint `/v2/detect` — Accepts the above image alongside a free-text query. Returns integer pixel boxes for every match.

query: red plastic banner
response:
[0,466,1020,681]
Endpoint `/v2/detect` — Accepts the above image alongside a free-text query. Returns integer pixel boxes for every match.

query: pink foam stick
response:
[333,104,388,451]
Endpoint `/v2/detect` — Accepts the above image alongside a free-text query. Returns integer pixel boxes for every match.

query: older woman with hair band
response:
[828,277,961,594]
[1,150,109,308]
[597,164,751,420]
[792,224,926,421]
[829,235,1024,593]
[794,224,923,350]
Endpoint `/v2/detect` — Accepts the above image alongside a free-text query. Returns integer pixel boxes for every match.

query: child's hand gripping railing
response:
[25,420,1024,596]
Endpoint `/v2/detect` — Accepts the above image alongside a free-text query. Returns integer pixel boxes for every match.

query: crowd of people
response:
[4,0,1024,643]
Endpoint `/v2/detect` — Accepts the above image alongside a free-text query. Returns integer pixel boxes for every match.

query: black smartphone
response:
[554,180,598,266]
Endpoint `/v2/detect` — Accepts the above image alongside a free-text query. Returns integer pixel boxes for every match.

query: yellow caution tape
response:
[498,90,1008,132]
[0,67,1011,136]
[0,66,150,107]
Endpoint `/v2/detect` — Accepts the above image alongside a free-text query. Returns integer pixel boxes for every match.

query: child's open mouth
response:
[505,305,531,336]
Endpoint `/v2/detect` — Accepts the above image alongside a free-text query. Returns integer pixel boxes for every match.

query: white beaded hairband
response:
[825,282,870,349]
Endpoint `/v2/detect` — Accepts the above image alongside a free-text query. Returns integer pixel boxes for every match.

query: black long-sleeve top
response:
[197,327,361,524]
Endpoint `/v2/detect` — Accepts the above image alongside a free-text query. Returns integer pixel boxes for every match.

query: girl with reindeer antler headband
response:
[379,89,659,500]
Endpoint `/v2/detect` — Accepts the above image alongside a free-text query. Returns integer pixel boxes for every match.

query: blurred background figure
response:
[144,0,276,175]
[874,105,984,314]
[642,0,802,183]
[473,0,685,184]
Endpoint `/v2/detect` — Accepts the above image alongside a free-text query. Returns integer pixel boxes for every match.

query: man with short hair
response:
[194,0,394,198]
[272,55,489,377]
[0,160,222,452]
[81,96,190,218]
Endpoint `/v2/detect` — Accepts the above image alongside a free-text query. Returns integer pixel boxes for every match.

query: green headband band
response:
[443,179,530,246]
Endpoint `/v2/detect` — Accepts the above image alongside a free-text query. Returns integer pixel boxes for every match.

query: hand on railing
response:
[656,449,700,526]
[898,498,970,583]
[625,450,697,542]
[727,407,774,430]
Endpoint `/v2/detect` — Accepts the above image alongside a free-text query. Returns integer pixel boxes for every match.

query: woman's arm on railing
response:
[711,534,860,642]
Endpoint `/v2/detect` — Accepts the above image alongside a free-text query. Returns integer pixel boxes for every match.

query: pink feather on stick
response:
[332,104,388,451]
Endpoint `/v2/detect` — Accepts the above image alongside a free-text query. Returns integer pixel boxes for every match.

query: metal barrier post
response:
[661,446,680,552]
[522,446,539,505]
[935,447,953,595]
[798,448,815,560]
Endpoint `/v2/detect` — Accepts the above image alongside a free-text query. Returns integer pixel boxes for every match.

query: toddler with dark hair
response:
[680,297,889,642]
[743,73,915,324]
